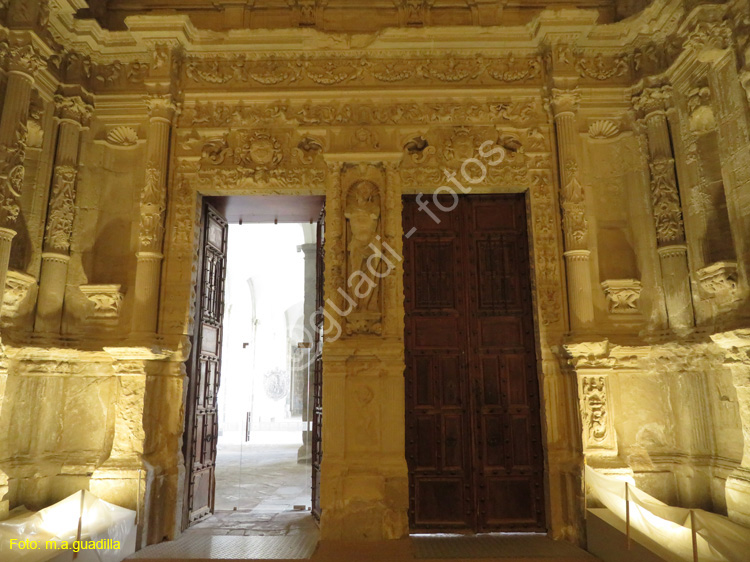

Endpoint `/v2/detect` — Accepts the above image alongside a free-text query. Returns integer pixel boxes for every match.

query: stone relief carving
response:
[588,120,620,139]
[182,54,543,88]
[2,270,36,321]
[139,167,166,249]
[179,99,539,129]
[560,160,588,244]
[697,261,739,301]
[344,179,383,332]
[45,165,77,252]
[79,284,124,321]
[649,157,685,244]
[106,126,139,147]
[579,375,613,449]
[555,46,631,81]
[687,85,716,134]
[601,279,642,314]
[683,20,733,54]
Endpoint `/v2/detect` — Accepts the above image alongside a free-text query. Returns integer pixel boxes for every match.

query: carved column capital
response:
[7,42,45,78]
[632,85,673,118]
[53,95,93,126]
[145,94,178,122]
[549,88,581,116]
[684,20,733,55]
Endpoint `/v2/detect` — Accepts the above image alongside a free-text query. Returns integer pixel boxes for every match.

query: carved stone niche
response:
[600,279,642,314]
[2,270,37,326]
[696,261,739,303]
[79,284,124,326]
[341,164,386,336]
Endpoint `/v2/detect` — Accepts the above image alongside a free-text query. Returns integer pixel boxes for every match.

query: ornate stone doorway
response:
[180,196,325,531]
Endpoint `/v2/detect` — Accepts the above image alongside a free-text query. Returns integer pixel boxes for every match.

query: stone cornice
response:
[42,0,686,63]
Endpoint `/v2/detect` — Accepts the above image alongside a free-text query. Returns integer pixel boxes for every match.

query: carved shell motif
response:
[588,120,620,139]
[106,126,139,147]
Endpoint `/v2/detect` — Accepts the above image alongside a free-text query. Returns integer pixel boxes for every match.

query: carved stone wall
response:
[0,0,749,552]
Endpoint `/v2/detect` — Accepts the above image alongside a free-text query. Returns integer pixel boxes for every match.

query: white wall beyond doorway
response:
[219,223,307,446]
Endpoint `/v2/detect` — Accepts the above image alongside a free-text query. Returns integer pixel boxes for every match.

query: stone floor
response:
[211,441,311,514]
[130,441,599,560]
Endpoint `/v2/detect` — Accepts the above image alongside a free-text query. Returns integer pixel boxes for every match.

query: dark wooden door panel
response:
[311,206,325,520]
[183,201,228,528]
[404,194,545,533]
[404,197,472,529]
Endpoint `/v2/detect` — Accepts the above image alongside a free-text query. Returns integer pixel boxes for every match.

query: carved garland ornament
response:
[45,165,77,252]
[649,157,684,244]
[183,54,543,87]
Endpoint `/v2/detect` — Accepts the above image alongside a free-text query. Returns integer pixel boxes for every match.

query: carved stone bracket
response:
[601,279,642,314]
[1,270,36,324]
[79,284,124,324]
[697,261,739,302]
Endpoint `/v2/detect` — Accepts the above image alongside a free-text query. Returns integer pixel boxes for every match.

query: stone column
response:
[0,42,44,317]
[34,96,92,333]
[551,88,595,331]
[131,96,176,334]
[633,86,695,331]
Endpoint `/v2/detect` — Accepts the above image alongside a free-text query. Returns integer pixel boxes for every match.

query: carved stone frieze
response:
[182,54,543,89]
[45,165,77,252]
[179,99,540,129]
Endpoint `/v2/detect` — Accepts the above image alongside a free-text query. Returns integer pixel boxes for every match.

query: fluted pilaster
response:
[34,95,92,333]
[551,88,594,330]
[132,95,177,334]
[633,86,695,330]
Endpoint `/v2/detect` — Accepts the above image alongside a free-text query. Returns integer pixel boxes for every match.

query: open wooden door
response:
[311,207,325,519]
[403,194,545,533]
[182,200,228,528]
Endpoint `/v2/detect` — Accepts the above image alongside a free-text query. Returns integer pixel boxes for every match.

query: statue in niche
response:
[345,180,382,313]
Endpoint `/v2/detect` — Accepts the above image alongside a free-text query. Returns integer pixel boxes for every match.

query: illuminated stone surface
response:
[0,0,748,553]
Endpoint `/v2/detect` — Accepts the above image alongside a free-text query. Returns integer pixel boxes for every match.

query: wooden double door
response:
[403,194,546,533]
